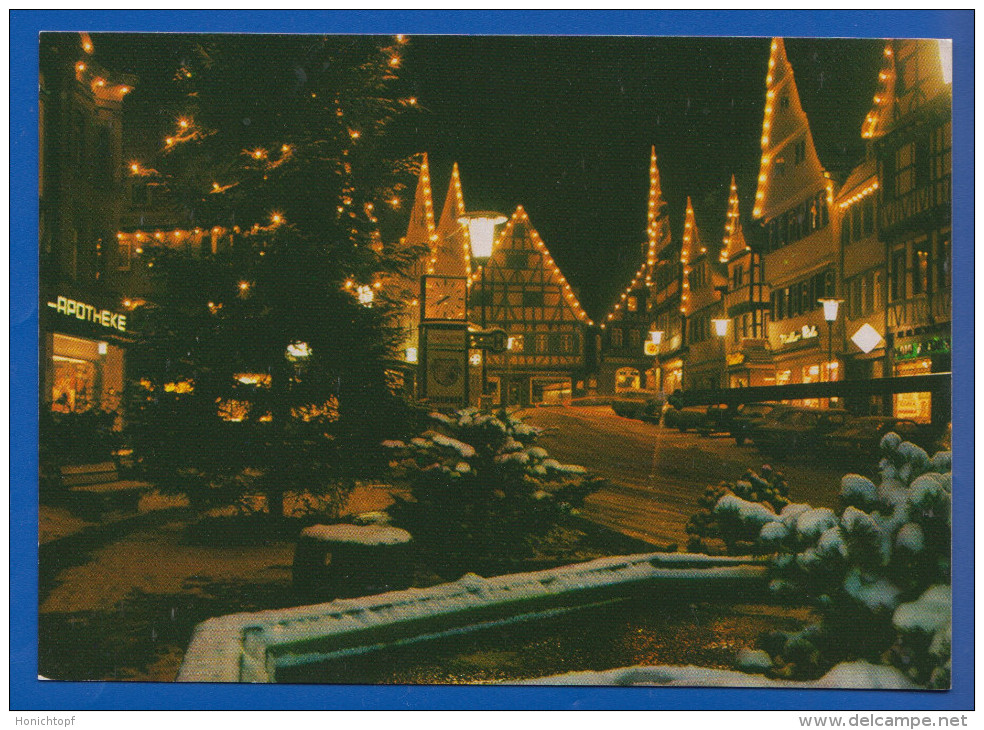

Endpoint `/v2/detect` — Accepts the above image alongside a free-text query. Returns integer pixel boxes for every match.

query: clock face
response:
[423,276,467,321]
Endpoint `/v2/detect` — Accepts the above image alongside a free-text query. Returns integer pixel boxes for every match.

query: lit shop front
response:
[42,294,130,414]
[892,335,950,425]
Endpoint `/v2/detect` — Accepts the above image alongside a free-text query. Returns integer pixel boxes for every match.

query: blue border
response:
[11,10,973,711]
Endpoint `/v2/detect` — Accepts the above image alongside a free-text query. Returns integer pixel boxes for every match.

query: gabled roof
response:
[434,162,472,278]
[752,38,831,222]
[473,205,593,326]
[679,197,699,315]
[720,175,750,263]
[863,40,950,140]
[603,147,671,325]
[403,153,438,273]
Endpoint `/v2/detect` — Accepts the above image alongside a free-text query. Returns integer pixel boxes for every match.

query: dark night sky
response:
[92,34,885,319]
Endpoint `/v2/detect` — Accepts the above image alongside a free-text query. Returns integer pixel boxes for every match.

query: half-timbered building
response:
[469,205,593,406]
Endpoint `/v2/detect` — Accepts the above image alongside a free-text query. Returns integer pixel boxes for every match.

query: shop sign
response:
[894,336,951,361]
[47,296,127,332]
[778,324,818,346]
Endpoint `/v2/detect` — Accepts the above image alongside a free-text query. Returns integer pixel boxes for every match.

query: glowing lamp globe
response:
[712,318,730,337]
[851,324,883,354]
[648,329,664,345]
[818,298,843,322]
[459,212,508,261]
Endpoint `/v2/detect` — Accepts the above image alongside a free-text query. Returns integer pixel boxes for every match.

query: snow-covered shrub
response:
[383,409,605,572]
[703,433,951,686]
[685,465,789,554]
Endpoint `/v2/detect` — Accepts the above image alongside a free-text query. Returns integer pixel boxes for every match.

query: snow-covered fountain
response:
[178,551,767,682]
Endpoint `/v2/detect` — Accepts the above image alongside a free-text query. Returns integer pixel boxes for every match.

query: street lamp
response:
[712,318,730,389]
[818,298,843,382]
[460,211,507,408]
[645,329,664,393]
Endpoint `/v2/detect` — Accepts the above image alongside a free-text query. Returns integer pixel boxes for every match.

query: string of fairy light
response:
[447,163,473,280]
[720,175,750,264]
[603,146,665,328]
[679,197,697,316]
[115,34,418,308]
[862,42,896,139]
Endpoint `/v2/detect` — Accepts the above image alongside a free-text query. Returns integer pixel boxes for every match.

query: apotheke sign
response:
[47,296,127,332]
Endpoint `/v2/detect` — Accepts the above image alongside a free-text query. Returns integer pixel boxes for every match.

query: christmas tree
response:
[124,34,425,518]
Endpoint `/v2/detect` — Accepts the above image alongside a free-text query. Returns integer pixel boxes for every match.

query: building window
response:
[611,328,623,348]
[932,121,952,182]
[627,296,638,312]
[937,234,951,290]
[794,138,806,165]
[508,334,525,353]
[895,142,916,198]
[628,329,641,351]
[559,333,574,354]
[873,269,885,312]
[913,239,931,294]
[535,333,548,354]
[891,248,907,301]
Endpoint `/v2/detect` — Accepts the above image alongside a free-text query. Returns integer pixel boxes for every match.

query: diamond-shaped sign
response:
[851,323,883,354]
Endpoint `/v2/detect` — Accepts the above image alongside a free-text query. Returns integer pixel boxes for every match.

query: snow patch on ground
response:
[516,660,919,689]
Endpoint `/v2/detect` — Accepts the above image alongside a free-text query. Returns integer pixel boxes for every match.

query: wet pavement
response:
[519,406,849,546]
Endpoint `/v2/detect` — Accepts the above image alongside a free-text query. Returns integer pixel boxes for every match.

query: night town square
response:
[36,30,953,689]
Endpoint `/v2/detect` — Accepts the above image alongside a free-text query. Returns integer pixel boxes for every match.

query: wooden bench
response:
[59,462,152,519]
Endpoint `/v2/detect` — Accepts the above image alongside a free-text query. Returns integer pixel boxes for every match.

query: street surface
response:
[519,405,849,546]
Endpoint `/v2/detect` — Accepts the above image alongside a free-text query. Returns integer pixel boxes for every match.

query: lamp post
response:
[646,329,663,393]
[712,318,730,389]
[818,298,843,382]
[460,211,507,408]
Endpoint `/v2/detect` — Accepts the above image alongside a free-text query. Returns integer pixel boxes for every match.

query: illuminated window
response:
[627,296,638,312]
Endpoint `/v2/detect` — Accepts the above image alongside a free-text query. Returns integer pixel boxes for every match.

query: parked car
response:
[751,407,852,456]
[824,416,940,459]
[664,406,709,432]
[696,404,740,437]
[609,391,665,424]
[729,402,788,445]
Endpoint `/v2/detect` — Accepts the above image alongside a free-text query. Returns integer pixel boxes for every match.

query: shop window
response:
[615,367,641,393]
[50,334,122,413]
